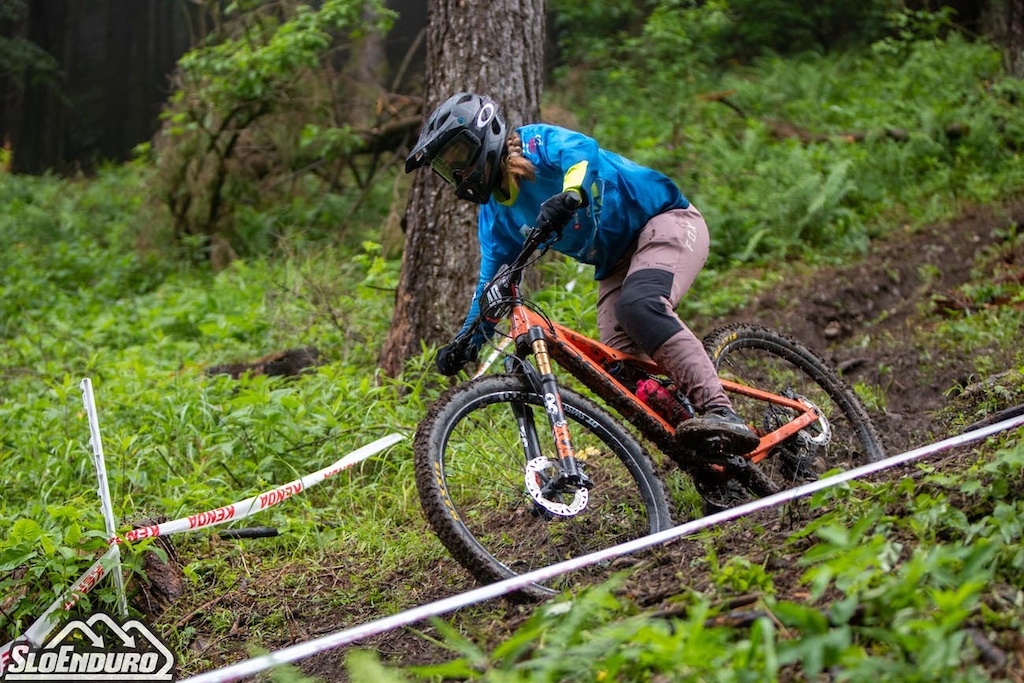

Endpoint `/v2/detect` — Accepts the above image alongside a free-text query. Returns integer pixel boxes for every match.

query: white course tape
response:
[180,412,1024,683]
[473,336,512,378]
[0,434,405,675]
[119,433,404,543]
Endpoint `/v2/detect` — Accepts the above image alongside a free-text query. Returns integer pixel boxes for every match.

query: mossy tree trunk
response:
[378,0,546,376]
[987,0,1024,77]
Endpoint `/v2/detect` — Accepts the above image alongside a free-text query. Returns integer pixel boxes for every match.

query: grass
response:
[2,22,1024,682]
[414,439,1024,683]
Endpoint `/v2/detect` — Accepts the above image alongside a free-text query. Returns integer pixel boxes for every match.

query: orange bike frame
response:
[507,300,822,465]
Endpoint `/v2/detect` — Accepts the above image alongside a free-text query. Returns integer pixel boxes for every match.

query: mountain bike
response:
[413,220,886,599]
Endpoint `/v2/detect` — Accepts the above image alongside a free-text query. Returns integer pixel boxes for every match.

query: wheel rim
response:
[435,387,658,593]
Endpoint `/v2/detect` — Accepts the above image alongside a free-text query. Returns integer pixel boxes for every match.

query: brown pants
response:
[596,205,731,413]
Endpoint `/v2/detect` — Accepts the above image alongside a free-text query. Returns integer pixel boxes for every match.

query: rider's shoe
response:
[675,407,761,455]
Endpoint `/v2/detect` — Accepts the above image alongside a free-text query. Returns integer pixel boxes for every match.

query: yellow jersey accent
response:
[563,160,589,193]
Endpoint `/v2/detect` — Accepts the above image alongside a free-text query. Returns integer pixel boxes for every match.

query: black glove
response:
[536,190,583,236]
[436,337,479,376]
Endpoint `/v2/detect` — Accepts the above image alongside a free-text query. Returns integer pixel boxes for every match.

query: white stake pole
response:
[80,378,129,619]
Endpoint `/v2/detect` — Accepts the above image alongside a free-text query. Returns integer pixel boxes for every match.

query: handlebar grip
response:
[452,331,475,353]
[517,190,585,268]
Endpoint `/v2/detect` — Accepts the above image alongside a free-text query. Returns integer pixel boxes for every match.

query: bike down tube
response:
[539,318,675,432]
[520,312,824,464]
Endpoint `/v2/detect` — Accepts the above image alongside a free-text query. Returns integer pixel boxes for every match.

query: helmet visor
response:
[430,131,481,186]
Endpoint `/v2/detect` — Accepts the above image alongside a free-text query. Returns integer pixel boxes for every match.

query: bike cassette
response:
[765,394,833,448]
[524,457,589,516]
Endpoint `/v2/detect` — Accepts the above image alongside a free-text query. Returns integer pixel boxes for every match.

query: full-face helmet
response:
[405,92,507,204]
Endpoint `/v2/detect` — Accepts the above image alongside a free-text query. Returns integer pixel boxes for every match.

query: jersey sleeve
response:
[530,124,601,202]
[457,202,522,345]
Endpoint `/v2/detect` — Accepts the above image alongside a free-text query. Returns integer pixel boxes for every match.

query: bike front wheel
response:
[703,323,886,499]
[414,373,673,599]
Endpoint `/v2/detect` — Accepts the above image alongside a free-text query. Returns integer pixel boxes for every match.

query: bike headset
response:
[405,92,508,204]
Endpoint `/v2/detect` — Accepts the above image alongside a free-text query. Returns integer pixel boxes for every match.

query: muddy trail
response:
[163,201,1024,681]
[717,200,1023,456]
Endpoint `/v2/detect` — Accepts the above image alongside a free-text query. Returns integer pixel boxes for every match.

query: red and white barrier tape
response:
[119,433,404,543]
[0,546,119,673]
[179,412,1024,683]
[0,433,404,674]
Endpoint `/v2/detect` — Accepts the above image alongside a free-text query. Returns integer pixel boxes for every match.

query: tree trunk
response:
[987,0,1024,77]
[2,0,195,174]
[378,0,545,376]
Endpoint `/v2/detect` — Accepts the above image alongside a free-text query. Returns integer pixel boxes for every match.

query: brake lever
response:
[482,264,514,323]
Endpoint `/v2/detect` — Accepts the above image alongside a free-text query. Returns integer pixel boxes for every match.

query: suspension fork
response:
[509,400,544,463]
[516,326,589,489]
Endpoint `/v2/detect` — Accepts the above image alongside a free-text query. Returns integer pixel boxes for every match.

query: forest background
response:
[2,0,1024,681]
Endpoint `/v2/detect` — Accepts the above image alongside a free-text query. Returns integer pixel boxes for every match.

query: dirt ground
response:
[160,201,1024,681]
[713,200,1023,455]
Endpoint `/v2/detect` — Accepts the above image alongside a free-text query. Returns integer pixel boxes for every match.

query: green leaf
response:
[0,548,38,572]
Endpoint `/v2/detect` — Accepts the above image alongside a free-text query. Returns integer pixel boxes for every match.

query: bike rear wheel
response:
[703,323,886,499]
[414,373,673,599]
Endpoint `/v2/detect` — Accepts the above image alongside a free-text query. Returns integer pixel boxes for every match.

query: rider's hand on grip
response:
[436,336,479,376]
[536,190,583,237]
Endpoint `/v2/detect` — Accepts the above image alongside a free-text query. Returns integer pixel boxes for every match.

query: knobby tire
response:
[702,323,886,499]
[414,374,673,599]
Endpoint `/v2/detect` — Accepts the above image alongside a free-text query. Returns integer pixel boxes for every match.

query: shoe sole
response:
[676,424,761,456]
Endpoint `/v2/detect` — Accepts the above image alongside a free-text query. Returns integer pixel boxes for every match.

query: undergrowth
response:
[2,7,1024,681]
[380,441,1024,682]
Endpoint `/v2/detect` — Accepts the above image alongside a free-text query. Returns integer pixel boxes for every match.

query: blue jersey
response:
[460,123,689,338]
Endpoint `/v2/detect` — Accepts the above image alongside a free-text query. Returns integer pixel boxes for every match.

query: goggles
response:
[430,131,481,185]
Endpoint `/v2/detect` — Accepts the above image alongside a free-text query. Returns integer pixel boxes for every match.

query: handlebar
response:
[455,192,583,346]
[510,191,583,278]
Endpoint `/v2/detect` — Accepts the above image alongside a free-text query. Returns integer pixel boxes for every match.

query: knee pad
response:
[614,268,683,355]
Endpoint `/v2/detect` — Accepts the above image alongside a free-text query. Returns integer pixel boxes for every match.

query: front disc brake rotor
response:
[524,457,589,516]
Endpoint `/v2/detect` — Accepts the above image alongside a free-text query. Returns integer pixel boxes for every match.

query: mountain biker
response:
[405,92,760,456]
